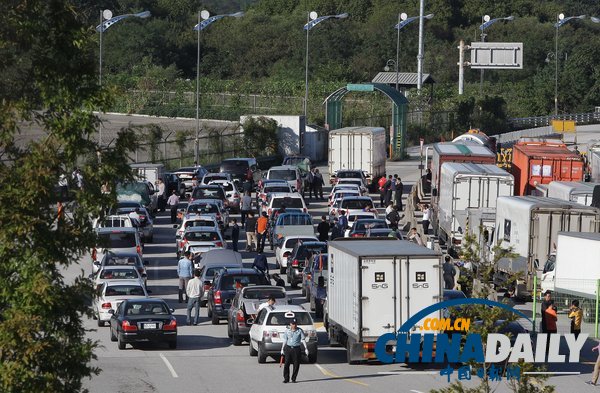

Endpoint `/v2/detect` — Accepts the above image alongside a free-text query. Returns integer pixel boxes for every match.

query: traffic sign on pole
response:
[470,42,523,69]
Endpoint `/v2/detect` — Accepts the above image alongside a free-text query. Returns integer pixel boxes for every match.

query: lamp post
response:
[96,10,151,149]
[394,13,433,91]
[478,14,514,95]
[192,11,244,165]
[303,12,348,135]
[553,13,585,116]
[384,59,398,91]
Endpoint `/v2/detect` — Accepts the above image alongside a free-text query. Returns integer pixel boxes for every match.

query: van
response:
[266,165,303,193]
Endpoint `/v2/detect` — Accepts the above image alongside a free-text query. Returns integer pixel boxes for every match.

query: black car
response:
[206,267,270,325]
[109,298,177,350]
[348,218,388,238]
[220,158,261,187]
[286,241,327,288]
[162,172,184,195]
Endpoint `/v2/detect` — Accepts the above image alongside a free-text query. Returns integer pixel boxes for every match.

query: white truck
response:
[588,143,600,182]
[130,163,165,185]
[326,239,441,364]
[546,181,600,206]
[328,127,386,183]
[437,163,513,246]
[493,196,600,299]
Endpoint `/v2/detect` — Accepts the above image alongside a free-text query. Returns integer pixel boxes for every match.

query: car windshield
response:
[99,218,128,227]
[187,204,219,214]
[204,174,227,183]
[269,170,296,181]
[337,171,362,179]
[99,269,139,279]
[125,302,169,316]
[349,214,375,221]
[277,214,312,226]
[185,220,215,228]
[272,197,303,209]
[284,157,308,166]
[104,285,145,296]
[185,231,220,241]
[192,188,225,200]
[334,191,359,199]
[342,199,371,210]
[355,220,387,230]
[221,160,249,173]
[339,180,362,187]
[243,289,286,300]
[266,312,312,326]
[220,274,268,290]
[205,265,239,279]
[285,238,315,248]
[99,232,136,248]
[265,186,290,193]
[103,256,140,267]
[296,245,327,261]
[368,230,392,238]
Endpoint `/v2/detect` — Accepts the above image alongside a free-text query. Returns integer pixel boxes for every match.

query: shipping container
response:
[510,138,584,196]
[546,181,600,206]
[327,239,441,364]
[588,144,600,182]
[328,127,386,180]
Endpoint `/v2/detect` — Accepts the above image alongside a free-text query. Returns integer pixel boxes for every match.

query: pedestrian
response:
[245,211,258,252]
[315,276,327,319]
[258,296,276,313]
[421,204,431,235]
[167,190,180,224]
[186,269,202,325]
[408,227,424,246]
[157,179,166,212]
[240,191,252,226]
[589,343,600,385]
[231,218,240,252]
[330,219,342,240]
[256,211,269,253]
[252,251,269,275]
[378,175,387,207]
[242,178,253,194]
[177,251,193,303]
[394,175,403,211]
[442,256,456,290]
[306,168,315,200]
[569,299,583,339]
[386,205,401,231]
[385,203,394,225]
[384,175,393,206]
[313,169,324,200]
[337,210,348,233]
[317,215,330,242]
[281,319,309,383]
[541,290,557,334]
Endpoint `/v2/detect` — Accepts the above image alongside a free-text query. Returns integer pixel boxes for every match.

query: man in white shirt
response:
[257,296,276,313]
[167,190,180,224]
[240,191,252,226]
[186,269,202,325]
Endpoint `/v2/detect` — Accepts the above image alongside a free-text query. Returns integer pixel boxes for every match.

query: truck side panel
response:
[399,257,442,330]
[328,247,361,339]
[360,257,398,339]
[554,234,600,297]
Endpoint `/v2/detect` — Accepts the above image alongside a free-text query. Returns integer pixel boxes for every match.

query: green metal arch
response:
[324,83,408,158]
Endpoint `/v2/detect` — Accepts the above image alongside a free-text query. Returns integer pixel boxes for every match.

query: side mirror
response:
[93,261,100,267]
[144,260,149,266]
[246,318,254,325]
[173,224,179,229]
[108,309,115,314]
[170,308,175,313]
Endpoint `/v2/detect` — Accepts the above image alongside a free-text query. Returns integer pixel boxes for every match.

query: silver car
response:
[93,279,148,327]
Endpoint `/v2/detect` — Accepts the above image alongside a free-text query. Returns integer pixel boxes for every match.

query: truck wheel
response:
[249,340,258,356]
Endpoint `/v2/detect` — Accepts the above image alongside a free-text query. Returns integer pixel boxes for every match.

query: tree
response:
[0,1,136,392]
[241,116,279,156]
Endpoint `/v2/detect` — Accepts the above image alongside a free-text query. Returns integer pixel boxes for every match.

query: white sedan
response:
[93,279,148,327]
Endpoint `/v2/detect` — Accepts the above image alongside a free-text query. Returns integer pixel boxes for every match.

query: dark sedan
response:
[109,298,177,350]
[286,242,327,288]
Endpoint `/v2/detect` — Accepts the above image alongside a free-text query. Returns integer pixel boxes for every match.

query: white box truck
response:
[130,163,164,185]
[328,126,386,181]
[493,196,600,299]
[588,144,600,182]
[546,181,600,206]
[437,163,513,246]
[326,239,441,364]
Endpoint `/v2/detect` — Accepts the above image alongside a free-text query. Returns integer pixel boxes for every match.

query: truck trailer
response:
[493,196,600,299]
[326,239,441,364]
[546,181,600,206]
[328,126,386,183]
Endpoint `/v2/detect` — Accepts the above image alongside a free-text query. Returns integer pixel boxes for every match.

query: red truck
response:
[511,138,584,196]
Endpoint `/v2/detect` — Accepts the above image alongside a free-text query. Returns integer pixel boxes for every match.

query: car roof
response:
[100,265,138,270]
[342,196,372,201]
[104,279,145,287]
[337,169,363,173]
[283,235,318,240]
[183,214,217,221]
[269,192,302,198]
[242,285,284,292]
[219,267,264,275]
[278,212,311,218]
[105,251,141,257]
[184,226,220,232]
[121,298,167,305]
[194,184,222,189]
[97,227,138,234]
[269,165,298,171]
[296,241,327,247]
[355,218,385,222]
[263,304,307,314]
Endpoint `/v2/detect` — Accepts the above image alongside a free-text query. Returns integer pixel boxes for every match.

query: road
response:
[67,161,598,393]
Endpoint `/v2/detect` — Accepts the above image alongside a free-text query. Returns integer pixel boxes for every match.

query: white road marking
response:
[160,353,178,378]
[410,390,425,393]
[314,363,368,387]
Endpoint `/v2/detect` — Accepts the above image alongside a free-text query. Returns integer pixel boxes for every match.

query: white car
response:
[263,192,307,217]
[257,182,293,207]
[201,172,232,185]
[177,226,225,259]
[332,169,369,189]
[174,214,220,247]
[335,178,368,194]
[330,196,375,219]
[93,265,146,291]
[328,189,361,206]
[328,183,362,200]
[344,212,379,237]
[265,165,303,193]
[275,235,318,274]
[208,180,241,212]
[185,199,229,233]
[92,227,142,268]
[248,305,318,364]
[93,279,148,327]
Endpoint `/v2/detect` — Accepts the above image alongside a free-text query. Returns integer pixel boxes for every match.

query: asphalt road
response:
[64,161,600,393]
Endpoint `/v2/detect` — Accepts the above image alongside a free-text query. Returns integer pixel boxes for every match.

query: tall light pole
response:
[303,12,348,132]
[553,13,585,116]
[394,13,433,91]
[192,10,244,165]
[478,14,514,96]
[416,0,425,91]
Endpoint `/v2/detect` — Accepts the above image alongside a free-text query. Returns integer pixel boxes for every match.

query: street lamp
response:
[96,10,151,149]
[192,10,244,165]
[394,13,433,92]
[303,12,348,135]
[553,13,585,116]
[478,14,514,95]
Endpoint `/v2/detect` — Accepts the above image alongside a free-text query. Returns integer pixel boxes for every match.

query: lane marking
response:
[160,353,178,378]
[410,390,425,393]
[314,363,368,387]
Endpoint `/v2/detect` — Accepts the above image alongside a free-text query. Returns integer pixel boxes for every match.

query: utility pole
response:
[458,40,465,95]
[416,0,425,91]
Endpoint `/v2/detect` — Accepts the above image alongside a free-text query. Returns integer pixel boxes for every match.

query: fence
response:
[509,112,600,130]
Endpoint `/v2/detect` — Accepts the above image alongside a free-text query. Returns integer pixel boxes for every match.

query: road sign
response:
[552,120,576,133]
[346,83,374,92]
[470,42,523,69]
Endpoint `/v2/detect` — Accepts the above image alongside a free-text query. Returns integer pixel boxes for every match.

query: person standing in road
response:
[306,168,315,200]
[231,218,240,252]
[258,296,276,313]
[337,210,348,233]
[408,227,424,246]
[256,211,269,253]
[378,175,387,207]
[156,179,166,212]
[394,175,403,211]
[245,212,258,252]
[317,215,330,242]
[315,276,327,319]
[442,256,456,290]
[421,204,431,235]
[167,190,180,224]
[541,290,556,334]
[281,319,309,383]
[569,300,583,339]
[186,269,202,325]
[252,251,269,275]
[386,205,401,231]
[384,175,393,207]
[313,169,324,200]
[589,343,600,385]
[240,191,252,226]
[177,251,193,303]
[330,218,342,240]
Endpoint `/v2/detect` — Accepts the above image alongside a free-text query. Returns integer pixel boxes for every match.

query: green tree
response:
[0,1,137,391]
[241,116,278,156]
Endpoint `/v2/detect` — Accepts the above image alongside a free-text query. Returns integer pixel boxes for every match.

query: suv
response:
[220,158,261,186]
[93,227,142,268]
[331,169,368,189]
[206,268,270,325]
[184,199,228,234]
[286,241,327,288]
[248,305,318,363]
[265,165,303,193]
[173,166,209,193]
[263,192,307,216]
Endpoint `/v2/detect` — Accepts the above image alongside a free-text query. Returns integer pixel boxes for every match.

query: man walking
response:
[252,251,269,275]
[167,190,180,224]
[442,256,456,290]
[281,319,309,383]
[313,169,324,200]
[394,175,403,211]
[337,210,348,234]
[177,251,193,303]
[421,204,431,235]
[256,211,269,253]
[186,269,202,325]
[316,215,330,242]
[231,218,240,252]
[245,212,258,252]
[240,191,252,226]
[378,175,386,207]
[384,175,393,207]
[306,168,315,200]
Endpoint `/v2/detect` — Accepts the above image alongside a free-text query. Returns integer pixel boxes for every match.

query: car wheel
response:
[257,343,267,364]
[109,326,117,342]
[168,340,177,349]
[308,351,318,364]
[227,322,233,338]
[117,335,126,350]
[207,305,213,318]
[280,267,286,275]
[301,287,305,296]
[97,319,104,327]
[249,340,258,356]
[290,281,297,289]
[232,333,243,346]
[211,311,219,325]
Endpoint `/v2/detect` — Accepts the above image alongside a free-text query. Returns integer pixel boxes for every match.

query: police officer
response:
[281,319,309,383]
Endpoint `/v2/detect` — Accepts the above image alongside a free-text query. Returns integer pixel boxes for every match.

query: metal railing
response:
[509,112,600,129]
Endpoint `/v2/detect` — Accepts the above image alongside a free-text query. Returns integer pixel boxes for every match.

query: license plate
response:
[143,323,157,329]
